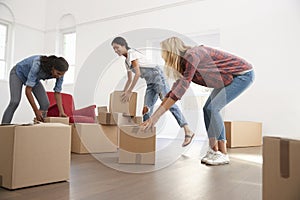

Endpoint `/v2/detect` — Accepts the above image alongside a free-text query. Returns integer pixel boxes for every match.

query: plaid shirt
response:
[166,46,253,101]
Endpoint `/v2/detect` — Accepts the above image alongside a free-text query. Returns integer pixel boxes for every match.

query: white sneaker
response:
[201,148,216,164]
[206,151,230,165]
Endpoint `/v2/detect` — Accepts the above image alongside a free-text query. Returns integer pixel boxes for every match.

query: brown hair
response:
[40,55,69,74]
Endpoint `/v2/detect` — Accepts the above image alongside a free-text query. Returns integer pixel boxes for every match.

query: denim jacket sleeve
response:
[25,59,40,87]
[53,76,64,92]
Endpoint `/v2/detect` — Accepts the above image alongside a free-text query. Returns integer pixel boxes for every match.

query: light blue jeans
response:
[203,70,254,141]
[143,66,188,127]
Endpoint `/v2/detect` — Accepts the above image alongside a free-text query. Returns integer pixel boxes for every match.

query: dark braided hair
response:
[40,55,69,74]
[111,37,130,50]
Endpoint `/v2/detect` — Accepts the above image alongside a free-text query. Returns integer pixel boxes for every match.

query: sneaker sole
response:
[206,161,230,166]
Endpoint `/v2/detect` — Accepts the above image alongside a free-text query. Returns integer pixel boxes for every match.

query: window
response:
[62,31,76,84]
[0,22,8,80]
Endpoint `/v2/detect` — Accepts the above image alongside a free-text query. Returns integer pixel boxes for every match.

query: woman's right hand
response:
[121,90,132,102]
[35,110,44,122]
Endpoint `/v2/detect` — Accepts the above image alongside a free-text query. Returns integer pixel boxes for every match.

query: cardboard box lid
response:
[1,123,70,129]
[43,117,69,123]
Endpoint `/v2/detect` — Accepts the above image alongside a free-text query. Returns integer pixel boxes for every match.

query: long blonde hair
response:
[160,37,191,80]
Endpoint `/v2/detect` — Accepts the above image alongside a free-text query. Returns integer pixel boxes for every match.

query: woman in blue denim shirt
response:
[111,37,195,147]
[1,55,69,124]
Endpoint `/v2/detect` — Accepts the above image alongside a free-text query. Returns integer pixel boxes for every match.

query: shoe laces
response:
[211,151,224,160]
[203,149,216,158]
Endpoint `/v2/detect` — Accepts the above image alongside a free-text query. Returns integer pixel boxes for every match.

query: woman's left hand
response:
[140,117,157,132]
[59,112,68,117]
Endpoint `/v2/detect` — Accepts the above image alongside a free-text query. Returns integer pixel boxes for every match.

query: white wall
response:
[1,0,300,138]
[220,0,300,138]
[0,0,46,123]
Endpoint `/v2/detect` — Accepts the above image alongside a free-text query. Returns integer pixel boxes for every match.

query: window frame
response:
[60,28,76,84]
[0,20,11,81]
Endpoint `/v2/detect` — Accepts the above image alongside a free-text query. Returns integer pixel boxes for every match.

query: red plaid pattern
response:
[167,46,253,101]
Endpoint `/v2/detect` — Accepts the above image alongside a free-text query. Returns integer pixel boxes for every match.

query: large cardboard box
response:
[119,125,156,164]
[109,91,137,116]
[0,123,71,190]
[71,123,118,154]
[263,136,300,200]
[224,121,262,148]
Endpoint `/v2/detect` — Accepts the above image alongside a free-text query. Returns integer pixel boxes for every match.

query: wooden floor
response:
[0,140,262,200]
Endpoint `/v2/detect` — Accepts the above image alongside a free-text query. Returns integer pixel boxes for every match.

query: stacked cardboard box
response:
[71,90,141,154]
[119,125,156,164]
[263,136,300,200]
[0,123,71,190]
[97,106,118,125]
[97,91,156,164]
[96,91,142,149]
[224,121,262,148]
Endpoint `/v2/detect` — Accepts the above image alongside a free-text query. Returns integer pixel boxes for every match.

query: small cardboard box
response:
[224,121,262,148]
[109,91,137,116]
[263,136,300,200]
[71,123,118,154]
[119,125,156,164]
[97,112,117,125]
[0,123,71,190]
[33,117,69,125]
[97,106,108,114]
[44,117,69,125]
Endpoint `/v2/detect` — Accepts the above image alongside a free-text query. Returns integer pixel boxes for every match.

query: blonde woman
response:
[141,37,254,165]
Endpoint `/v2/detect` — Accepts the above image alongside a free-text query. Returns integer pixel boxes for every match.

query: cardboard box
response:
[44,117,69,125]
[263,136,300,200]
[97,106,108,114]
[109,91,137,116]
[115,114,143,126]
[71,123,118,154]
[0,123,71,190]
[33,117,69,125]
[97,112,118,125]
[119,125,156,164]
[224,121,262,148]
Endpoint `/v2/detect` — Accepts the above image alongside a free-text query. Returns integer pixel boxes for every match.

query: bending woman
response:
[1,55,69,124]
[141,37,254,165]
